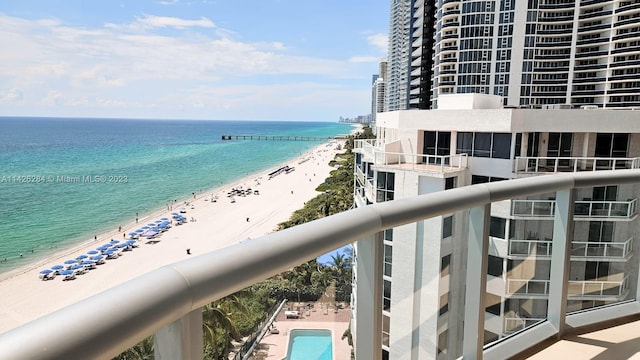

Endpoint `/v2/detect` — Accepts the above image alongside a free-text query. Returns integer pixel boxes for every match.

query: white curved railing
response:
[1,170,640,359]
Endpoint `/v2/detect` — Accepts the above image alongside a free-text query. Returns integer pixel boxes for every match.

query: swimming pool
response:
[285,329,333,360]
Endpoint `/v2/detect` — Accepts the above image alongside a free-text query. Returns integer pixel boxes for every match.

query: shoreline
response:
[0,127,359,334]
[0,144,327,282]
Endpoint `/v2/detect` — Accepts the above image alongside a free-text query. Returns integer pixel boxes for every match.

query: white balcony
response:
[506,276,629,300]
[508,239,553,258]
[514,156,640,174]
[570,237,634,260]
[511,198,638,220]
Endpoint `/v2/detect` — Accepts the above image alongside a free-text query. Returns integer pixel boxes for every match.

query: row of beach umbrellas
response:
[40,215,185,281]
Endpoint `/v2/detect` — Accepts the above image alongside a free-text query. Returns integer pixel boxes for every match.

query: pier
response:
[221,134,347,141]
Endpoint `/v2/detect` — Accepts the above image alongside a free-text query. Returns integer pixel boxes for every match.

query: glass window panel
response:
[474,133,492,157]
[493,133,512,159]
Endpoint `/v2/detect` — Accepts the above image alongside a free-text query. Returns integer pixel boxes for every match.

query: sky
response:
[0,0,389,121]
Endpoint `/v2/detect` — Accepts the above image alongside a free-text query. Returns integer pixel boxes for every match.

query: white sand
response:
[0,139,348,334]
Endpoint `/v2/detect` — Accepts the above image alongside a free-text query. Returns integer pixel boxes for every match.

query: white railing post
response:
[463,204,490,359]
[548,189,574,337]
[154,308,203,360]
[354,233,383,360]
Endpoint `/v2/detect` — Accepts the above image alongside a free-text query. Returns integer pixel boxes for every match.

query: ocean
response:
[0,117,352,274]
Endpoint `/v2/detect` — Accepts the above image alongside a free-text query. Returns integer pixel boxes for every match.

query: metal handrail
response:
[1,170,640,359]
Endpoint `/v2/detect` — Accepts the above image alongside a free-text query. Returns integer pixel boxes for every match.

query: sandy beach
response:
[0,137,348,335]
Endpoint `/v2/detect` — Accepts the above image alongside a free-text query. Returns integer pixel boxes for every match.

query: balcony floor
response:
[512,314,640,359]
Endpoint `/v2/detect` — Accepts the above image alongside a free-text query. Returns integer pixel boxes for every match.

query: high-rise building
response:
[352,94,640,359]
[372,59,388,123]
[409,0,437,109]
[432,0,640,109]
[385,0,412,112]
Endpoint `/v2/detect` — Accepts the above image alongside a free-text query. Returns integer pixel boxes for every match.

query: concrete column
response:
[462,204,490,360]
[548,189,574,336]
[154,308,203,360]
[354,233,383,360]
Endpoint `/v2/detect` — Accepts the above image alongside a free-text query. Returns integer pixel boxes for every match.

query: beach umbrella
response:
[76,254,88,260]
[90,255,103,260]
[81,260,95,265]
[97,245,110,251]
[116,243,128,248]
[70,264,83,270]
[160,217,169,220]
[87,250,99,255]
[155,220,163,223]
[135,229,145,233]
[128,232,138,236]
[147,223,156,226]
[64,259,77,265]
[40,269,53,274]
[51,265,64,270]
[171,213,179,216]
[60,270,73,275]
[125,240,137,245]
[110,239,120,243]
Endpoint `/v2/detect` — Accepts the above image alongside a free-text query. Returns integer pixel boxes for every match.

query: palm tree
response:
[202,295,248,359]
[113,336,154,360]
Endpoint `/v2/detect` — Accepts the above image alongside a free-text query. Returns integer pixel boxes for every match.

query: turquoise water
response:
[0,117,352,273]
[286,329,332,360]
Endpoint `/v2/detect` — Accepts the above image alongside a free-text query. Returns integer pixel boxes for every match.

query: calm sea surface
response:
[0,117,352,273]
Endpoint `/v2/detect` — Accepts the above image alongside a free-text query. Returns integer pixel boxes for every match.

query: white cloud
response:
[134,15,216,29]
[367,33,388,53]
[0,14,376,120]
[0,88,24,103]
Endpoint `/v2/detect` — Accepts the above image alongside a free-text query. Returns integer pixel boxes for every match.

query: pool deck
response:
[251,301,352,360]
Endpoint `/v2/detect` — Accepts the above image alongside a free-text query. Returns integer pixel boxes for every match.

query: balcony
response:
[507,276,629,300]
[511,198,638,220]
[514,156,640,174]
[507,237,634,261]
[354,139,468,175]
[1,170,640,359]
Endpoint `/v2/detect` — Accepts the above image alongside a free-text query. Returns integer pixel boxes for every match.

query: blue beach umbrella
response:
[147,223,155,226]
[40,269,53,274]
[60,270,73,275]
[71,264,83,270]
[97,245,110,251]
[110,239,119,243]
[90,255,103,260]
[125,240,137,245]
[64,259,76,265]
[51,264,64,270]
[76,254,88,260]
[87,250,99,255]
[160,217,169,220]
[155,220,163,223]
[135,229,145,233]
[128,232,138,236]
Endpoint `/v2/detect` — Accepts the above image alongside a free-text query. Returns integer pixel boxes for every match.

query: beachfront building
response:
[386,0,412,112]
[408,0,436,109]
[431,0,640,109]
[351,93,640,359]
[372,59,388,123]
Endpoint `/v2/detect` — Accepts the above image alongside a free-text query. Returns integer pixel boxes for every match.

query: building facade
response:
[386,0,413,112]
[352,94,640,359]
[432,0,640,109]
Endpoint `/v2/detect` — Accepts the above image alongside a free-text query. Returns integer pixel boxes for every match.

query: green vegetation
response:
[114,126,374,360]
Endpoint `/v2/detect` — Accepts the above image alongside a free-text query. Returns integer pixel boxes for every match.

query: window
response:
[492,133,512,159]
[474,133,492,157]
[376,172,395,202]
[457,132,474,154]
[445,177,456,190]
[383,280,392,311]
[490,217,507,239]
[384,245,393,277]
[383,315,390,347]
[443,216,453,238]
[488,255,504,277]
[441,254,451,277]
[384,228,393,242]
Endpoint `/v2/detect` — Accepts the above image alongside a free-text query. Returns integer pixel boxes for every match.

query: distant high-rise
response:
[372,59,388,123]
[408,0,436,109]
[385,0,412,112]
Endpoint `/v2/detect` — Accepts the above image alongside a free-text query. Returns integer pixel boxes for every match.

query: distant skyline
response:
[0,1,388,121]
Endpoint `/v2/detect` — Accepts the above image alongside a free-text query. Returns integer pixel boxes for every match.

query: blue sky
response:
[0,1,388,121]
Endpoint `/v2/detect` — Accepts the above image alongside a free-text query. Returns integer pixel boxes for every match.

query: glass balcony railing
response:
[507,276,629,299]
[570,238,633,259]
[1,170,639,360]
[514,156,640,174]
[511,198,638,219]
[354,139,468,174]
